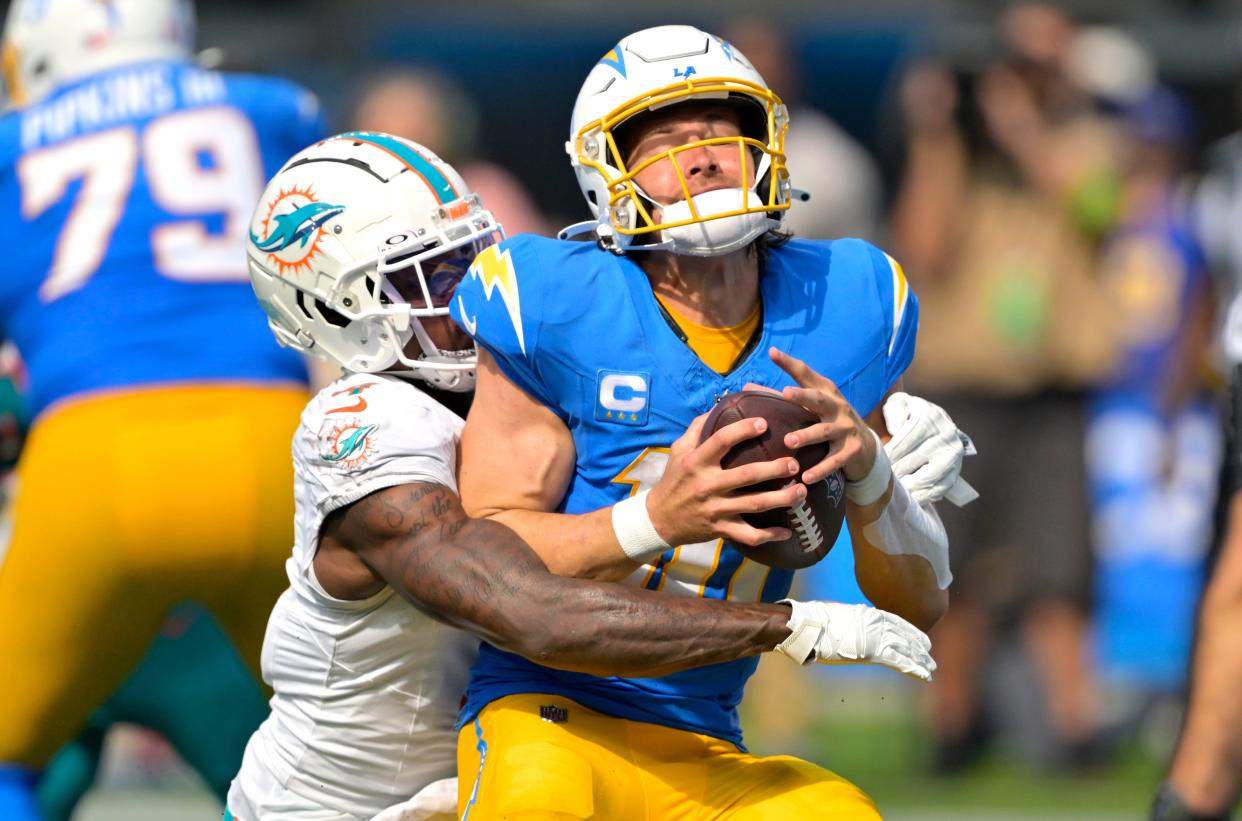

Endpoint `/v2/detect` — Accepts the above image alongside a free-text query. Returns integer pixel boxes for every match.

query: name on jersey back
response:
[20,63,227,151]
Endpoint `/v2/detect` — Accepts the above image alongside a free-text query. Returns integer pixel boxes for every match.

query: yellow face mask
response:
[571,77,792,243]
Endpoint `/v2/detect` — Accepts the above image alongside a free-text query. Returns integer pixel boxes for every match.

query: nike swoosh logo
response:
[327,381,378,415]
[457,295,478,335]
[328,397,367,414]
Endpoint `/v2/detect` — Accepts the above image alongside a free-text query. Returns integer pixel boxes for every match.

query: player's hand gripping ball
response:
[701,391,846,569]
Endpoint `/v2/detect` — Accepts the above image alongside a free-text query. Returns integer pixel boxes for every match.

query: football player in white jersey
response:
[228,132,959,821]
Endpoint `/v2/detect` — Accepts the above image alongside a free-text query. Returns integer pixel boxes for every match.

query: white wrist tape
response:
[861,477,953,589]
[846,429,893,506]
[611,489,671,563]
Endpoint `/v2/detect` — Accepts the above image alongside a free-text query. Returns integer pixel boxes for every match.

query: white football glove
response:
[882,392,978,506]
[370,777,458,821]
[774,600,936,682]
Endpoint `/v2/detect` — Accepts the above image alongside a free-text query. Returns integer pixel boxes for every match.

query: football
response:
[700,390,847,569]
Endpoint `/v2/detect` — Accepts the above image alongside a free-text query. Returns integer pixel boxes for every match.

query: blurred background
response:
[8,0,1242,817]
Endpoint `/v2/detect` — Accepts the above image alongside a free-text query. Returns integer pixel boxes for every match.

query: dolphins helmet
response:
[247,132,502,392]
[566,24,792,256]
[2,0,195,107]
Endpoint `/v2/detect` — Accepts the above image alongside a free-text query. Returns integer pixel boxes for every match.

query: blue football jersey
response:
[451,233,918,746]
[0,59,325,419]
[1100,206,1209,405]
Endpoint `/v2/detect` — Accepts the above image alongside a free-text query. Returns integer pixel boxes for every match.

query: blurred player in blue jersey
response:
[452,24,971,819]
[0,0,324,817]
[0,349,269,821]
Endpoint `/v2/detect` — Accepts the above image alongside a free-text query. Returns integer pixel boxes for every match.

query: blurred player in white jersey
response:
[228,132,945,820]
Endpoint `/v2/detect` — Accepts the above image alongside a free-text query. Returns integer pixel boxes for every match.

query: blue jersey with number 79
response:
[0,59,324,419]
[451,232,918,747]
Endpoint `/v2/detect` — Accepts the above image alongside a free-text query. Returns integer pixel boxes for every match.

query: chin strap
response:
[657,188,770,256]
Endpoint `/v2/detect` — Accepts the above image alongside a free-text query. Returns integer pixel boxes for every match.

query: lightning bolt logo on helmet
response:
[249,183,344,277]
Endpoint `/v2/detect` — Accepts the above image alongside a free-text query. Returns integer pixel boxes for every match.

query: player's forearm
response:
[484,506,639,582]
[846,489,948,632]
[1168,611,1242,812]
[513,580,793,679]
[395,516,789,677]
[1167,499,1242,812]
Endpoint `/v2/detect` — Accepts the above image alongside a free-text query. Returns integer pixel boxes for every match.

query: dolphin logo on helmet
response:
[245,132,504,393]
[249,202,345,254]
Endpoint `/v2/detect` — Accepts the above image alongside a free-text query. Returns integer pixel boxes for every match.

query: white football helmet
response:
[2,0,195,107]
[565,24,793,256]
[247,132,502,392]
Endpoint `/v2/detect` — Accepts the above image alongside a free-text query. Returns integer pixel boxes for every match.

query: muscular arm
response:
[457,348,637,581]
[1165,490,1242,814]
[322,481,791,679]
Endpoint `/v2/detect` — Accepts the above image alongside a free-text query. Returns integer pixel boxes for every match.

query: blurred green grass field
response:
[74,677,1165,820]
[74,728,1160,820]
[741,668,1164,821]
[816,711,1160,818]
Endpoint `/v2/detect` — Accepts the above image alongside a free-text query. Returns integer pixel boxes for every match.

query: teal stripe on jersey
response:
[336,131,458,203]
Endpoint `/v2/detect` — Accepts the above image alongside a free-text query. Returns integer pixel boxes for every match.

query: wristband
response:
[611,490,671,563]
[846,429,893,506]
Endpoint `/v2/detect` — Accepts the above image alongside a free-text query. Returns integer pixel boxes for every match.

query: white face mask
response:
[655,188,773,257]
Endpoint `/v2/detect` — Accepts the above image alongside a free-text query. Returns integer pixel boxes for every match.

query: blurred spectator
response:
[890,3,1124,772]
[723,17,883,242]
[349,67,547,237]
[1086,85,1219,719]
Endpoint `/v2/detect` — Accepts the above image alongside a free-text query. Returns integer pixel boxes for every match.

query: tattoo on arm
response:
[325,482,791,677]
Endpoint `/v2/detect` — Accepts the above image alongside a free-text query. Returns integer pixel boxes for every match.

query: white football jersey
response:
[229,372,477,821]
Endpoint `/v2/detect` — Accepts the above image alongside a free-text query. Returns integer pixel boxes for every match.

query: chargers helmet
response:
[2,0,195,107]
[247,132,502,392]
[566,24,793,256]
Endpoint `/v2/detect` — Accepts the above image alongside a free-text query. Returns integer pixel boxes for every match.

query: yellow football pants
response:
[0,383,307,767]
[458,693,882,820]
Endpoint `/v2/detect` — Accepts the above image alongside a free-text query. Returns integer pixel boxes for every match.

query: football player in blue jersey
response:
[0,1,324,817]
[226,131,938,821]
[451,24,970,818]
